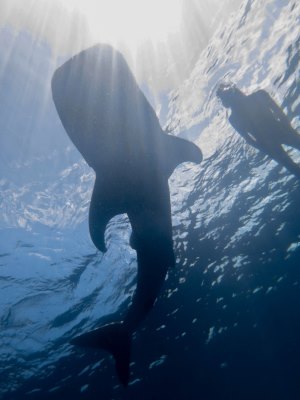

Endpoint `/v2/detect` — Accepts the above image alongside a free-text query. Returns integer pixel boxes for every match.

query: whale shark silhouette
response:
[51,44,202,385]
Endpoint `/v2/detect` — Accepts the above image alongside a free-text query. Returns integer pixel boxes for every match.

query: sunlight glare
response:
[61,0,182,50]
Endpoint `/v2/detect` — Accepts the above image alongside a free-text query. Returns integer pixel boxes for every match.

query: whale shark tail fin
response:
[71,322,131,386]
[163,134,203,177]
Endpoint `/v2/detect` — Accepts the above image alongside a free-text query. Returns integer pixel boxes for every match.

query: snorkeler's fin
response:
[163,134,202,177]
[71,322,131,386]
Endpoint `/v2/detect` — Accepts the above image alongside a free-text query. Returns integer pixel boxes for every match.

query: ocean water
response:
[1,0,300,399]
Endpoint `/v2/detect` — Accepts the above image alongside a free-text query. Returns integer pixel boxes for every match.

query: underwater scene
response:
[1,0,300,399]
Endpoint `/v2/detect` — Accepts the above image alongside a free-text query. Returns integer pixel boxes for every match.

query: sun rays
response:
[63,0,183,50]
[0,0,240,98]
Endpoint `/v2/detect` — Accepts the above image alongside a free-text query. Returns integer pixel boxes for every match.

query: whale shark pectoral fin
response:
[71,323,131,386]
[89,182,119,253]
[163,134,203,177]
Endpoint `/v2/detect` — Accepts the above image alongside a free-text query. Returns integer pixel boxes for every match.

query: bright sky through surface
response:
[0,0,243,93]
[61,0,182,49]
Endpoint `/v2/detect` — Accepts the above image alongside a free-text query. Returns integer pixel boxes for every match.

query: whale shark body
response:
[52,44,202,385]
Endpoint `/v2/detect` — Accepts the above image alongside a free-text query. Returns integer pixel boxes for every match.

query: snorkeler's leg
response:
[268,145,300,180]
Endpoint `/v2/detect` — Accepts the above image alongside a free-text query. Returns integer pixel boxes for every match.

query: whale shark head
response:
[52,44,162,170]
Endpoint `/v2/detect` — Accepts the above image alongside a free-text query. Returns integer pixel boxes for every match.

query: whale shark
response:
[51,44,202,385]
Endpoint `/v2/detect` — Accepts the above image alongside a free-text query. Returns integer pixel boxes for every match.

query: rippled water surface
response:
[1,1,300,399]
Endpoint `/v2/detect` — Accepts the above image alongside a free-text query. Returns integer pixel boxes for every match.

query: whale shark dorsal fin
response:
[163,134,202,177]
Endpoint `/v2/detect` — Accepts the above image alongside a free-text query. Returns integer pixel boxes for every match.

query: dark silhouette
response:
[216,83,300,179]
[51,44,202,385]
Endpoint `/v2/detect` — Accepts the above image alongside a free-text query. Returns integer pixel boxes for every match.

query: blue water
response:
[1,0,300,399]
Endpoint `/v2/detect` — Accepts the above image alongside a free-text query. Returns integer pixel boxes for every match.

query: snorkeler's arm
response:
[229,115,260,148]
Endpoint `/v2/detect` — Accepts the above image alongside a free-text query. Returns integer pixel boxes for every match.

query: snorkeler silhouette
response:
[51,44,202,385]
[216,83,300,179]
